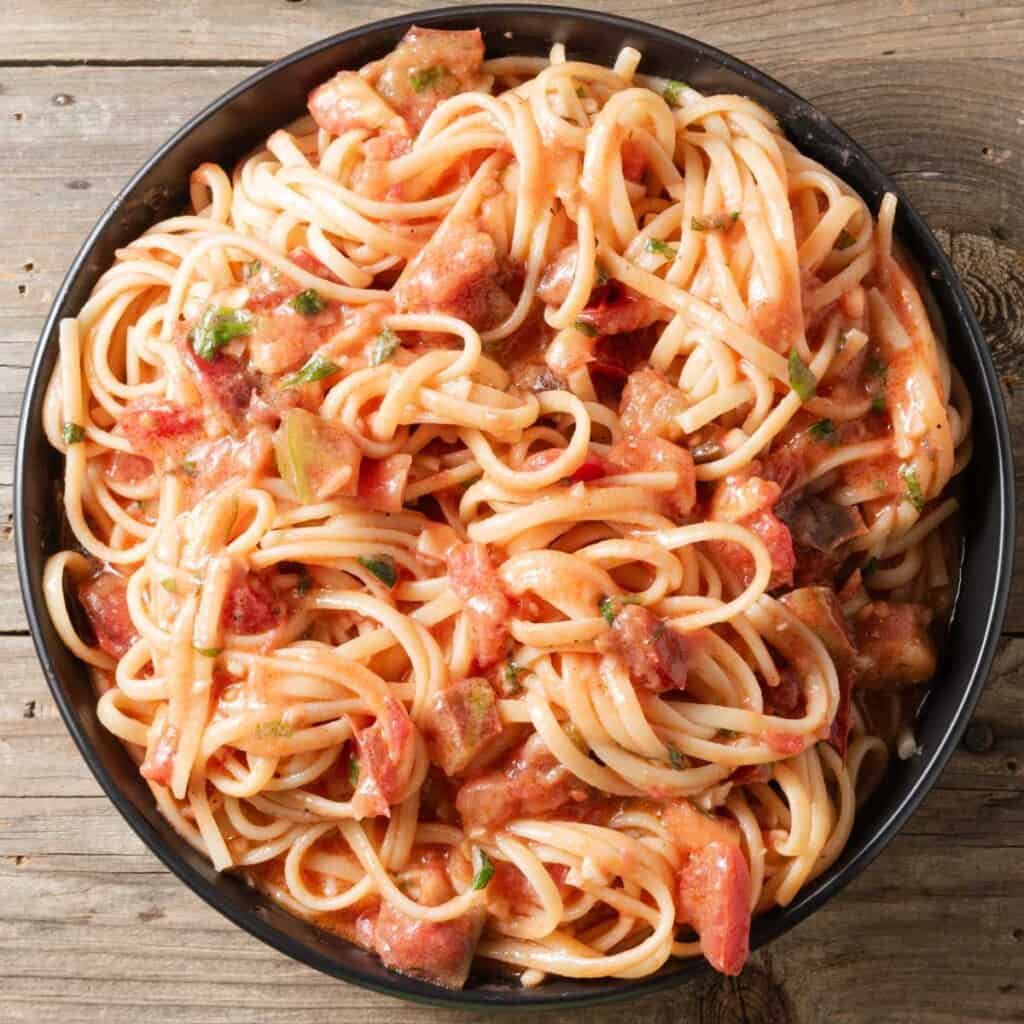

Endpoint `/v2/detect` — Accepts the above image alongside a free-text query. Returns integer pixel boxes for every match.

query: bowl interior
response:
[15,3,1013,1009]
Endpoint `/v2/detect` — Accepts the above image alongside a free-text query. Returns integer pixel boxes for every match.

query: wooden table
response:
[2,2,1022,1021]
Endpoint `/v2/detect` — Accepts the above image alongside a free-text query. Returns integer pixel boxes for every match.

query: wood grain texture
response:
[0,1,1022,1020]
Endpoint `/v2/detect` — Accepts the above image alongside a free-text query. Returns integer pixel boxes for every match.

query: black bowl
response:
[15,3,1015,1009]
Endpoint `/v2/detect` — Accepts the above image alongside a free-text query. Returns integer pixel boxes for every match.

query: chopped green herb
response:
[690,213,736,232]
[243,258,261,279]
[691,216,711,231]
[573,319,599,337]
[691,440,724,464]
[647,618,668,645]
[280,352,339,388]
[874,478,887,493]
[409,65,449,93]
[717,728,739,740]
[598,594,640,625]
[503,660,522,695]
[289,288,324,316]
[808,418,836,443]
[900,464,925,510]
[787,349,817,402]
[663,80,688,108]
[871,392,886,413]
[647,237,677,260]
[296,571,312,597]
[371,327,401,366]
[194,646,222,658]
[181,459,197,477]
[861,557,879,577]
[668,746,687,770]
[160,578,178,594]
[594,263,609,287]
[191,306,252,360]
[348,756,359,787]
[575,84,585,97]
[62,422,85,445]
[256,719,294,738]
[835,228,856,250]
[730,210,741,222]
[357,554,398,587]
[866,355,888,379]
[471,848,495,890]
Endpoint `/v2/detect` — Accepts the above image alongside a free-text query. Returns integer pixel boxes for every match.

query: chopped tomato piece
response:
[456,734,589,832]
[350,697,415,818]
[620,138,647,182]
[708,471,795,589]
[661,799,741,850]
[580,280,662,336]
[596,604,690,693]
[179,334,254,424]
[423,676,504,776]
[854,601,936,689]
[221,569,281,635]
[140,721,178,787]
[760,667,805,719]
[372,900,485,989]
[677,843,751,976]
[78,572,138,659]
[619,368,684,439]
[762,731,804,756]
[394,221,513,331]
[121,398,203,464]
[571,451,608,483]
[446,542,511,670]
[366,26,486,133]
[308,71,404,136]
[607,435,696,518]
[358,453,412,511]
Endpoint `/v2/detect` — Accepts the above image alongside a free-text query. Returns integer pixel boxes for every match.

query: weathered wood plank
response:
[5,0,1023,65]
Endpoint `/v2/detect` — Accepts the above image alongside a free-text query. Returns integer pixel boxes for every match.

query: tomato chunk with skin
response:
[423,676,504,776]
[678,843,751,976]
[366,26,486,133]
[580,280,663,336]
[394,221,513,331]
[308,71,404,136]
[607,435,696,518]
[121,398,204,465]
[708,470,795,589]
[372,900,486,989]
[661,800,750,977]
[446,542,511,670]
[596,604,691,693]
[456,734,589,832]
[350,697,415,818]
[179,333,254,425]
[619,368,685,439]
[854,601,936,689]
[358,453,412,511]
[78,572,138,658]
[222,569,281,635]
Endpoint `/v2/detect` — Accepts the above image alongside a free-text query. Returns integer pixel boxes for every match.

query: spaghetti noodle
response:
[42,27,969,987]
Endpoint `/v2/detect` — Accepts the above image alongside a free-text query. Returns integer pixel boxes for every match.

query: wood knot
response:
[694,961,795,1024]
[963,721,995,753]
[949,234,1024,382]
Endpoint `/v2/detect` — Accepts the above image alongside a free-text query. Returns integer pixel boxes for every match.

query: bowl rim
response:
[15,2,1015,1009]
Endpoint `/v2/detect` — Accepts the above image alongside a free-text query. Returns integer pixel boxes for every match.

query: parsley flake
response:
[647,237,677,260]
[574,319,599,337]
[787,350,817,402]
[471,848,495,890]
[191,306,252,361]
[62,422,85,445]
[357,554,398,587]
[409,65,450,93]
[900,464,925,510]
[289,288,324,316]
[808,418,837,443]
[663,80,689,107]
[194,646,222,658]
[280,352,339,388]
[371,327,401,366]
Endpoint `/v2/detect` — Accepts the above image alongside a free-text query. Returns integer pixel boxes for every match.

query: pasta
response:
[42,27,970,988]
